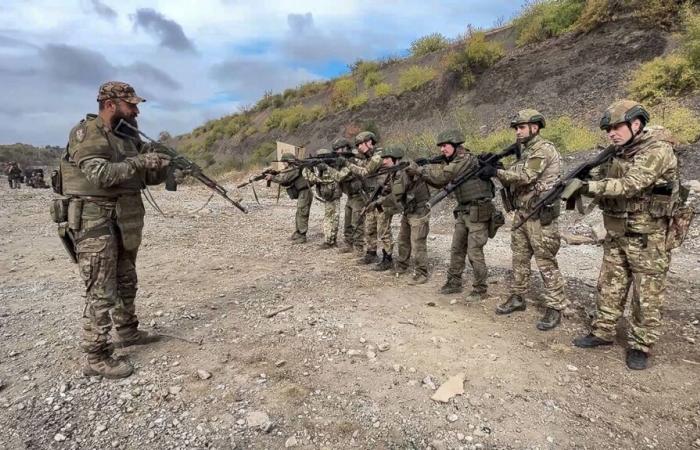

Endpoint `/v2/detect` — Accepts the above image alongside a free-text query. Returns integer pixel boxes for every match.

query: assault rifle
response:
[511,144,617,230]
[237,168,279,189]
[427,143,521,209]
[272,152,355,169]
[116,121,248,213]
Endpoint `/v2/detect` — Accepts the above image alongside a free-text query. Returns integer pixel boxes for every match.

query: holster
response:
[57,223,77,264]
[500,188,514,212]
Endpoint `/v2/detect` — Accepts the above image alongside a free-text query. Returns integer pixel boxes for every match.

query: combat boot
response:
[439,279,463,295]
[536,308,561,331]
[372,250,393,271]
[572,333,613,348]
[291,233,307,244]
[495,294,526,315]
[465,289,487,302]
[82,356,133,379]
[338,244,354,254]
[318,242,335,250]
[114,330,162,349]
[289,232,302,241]
[626,349,649,370]
[358,250,377,265]
[408,273,428,285]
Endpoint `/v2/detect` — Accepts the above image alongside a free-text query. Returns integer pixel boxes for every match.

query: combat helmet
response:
[381,145,405,160]
[331,138,351,150]
[599,100,650,131]
[316,148,332,156]
[280,153,296,162]
[510,109,546,129]
[436,129,465,146]
[354,131,377,146]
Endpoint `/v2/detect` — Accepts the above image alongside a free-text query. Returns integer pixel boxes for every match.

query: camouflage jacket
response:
[588,127,679,234]
[303,167,341,201]
[419,148,493,209]
[334,149,383,190]
[497,134,561,211]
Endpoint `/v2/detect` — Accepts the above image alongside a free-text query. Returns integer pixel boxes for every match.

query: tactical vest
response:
[340,177,363,197]
[393,171,430,216]
[316,180,342,202]
[598,128,679,219]
[508,136,560,211]
[358,151,381,191]
[61,115,143,197]
[450,155,494,206]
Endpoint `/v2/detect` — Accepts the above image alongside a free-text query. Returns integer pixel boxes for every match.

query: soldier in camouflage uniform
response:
[61,81,170,378]
[381,146,432,282]
[266,153,314,243]
[571,100,681,370]
[481,110,568,330]
[332,138,366,254]
[338,131,395,265]
[302,149,342,249]
[410,130,496,295]
[6,161,23,188]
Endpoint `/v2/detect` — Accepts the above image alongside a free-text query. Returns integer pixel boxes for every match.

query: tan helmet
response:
[316,148,332,156]
[381,145,405,160]
[354,131,377,146]
[510,109,546,129]
[436,129,465,146]
[599,100,650,130]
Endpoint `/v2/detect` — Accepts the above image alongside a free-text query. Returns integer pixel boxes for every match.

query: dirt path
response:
[0,181,698,450]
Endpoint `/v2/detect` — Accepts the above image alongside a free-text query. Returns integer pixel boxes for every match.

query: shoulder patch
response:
[75,126,86,143]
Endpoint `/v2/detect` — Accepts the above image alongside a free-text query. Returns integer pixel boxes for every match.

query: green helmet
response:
[331,138,351,150]
[381,145,405,160]
[316,148,332,156]
[354,131,377,146]
[599,100,650,130]
[510,109,546,129]
[280,153,296,162]
[436,129,465,146]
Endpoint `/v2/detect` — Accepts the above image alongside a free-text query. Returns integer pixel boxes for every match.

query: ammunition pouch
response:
[666,205,695,250]
[67,198,84,231]
[50,198,70,224]
[51,169,63,195]
[286,185,300,200]
[539,201,560,226]
[603,213,627,236]
[57,223,77,264]
[469,201,495,223]
[500,188,514,213]
[488,209,506,238]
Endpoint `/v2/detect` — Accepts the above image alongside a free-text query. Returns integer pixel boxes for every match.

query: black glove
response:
[335,157,348,168]
[478,164,498,180]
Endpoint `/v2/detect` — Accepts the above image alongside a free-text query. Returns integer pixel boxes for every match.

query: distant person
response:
[6,161,23,188]
[59,81,170,378]
[266,153,314,243]
[302,148,342,249]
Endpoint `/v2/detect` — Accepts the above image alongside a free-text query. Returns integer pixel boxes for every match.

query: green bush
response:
[363,71,383,89]
[350,60,380,79]
[223,114,250,137]
[514,0,585,46]
[629,55,699,104]
[410,33,450,57]
[348,94,368,109]
[574,0,612,32]
[464,128,515,153]
[250,141,277,166]
[650,102,700,144]
[374,82,392,97]
[297,80,326,98]
[682,5,700,69]
[444,31,503,88]
[541,116,603,153]
[331,78,356,109]
[255,91,284,110]
[265,105,324,132]
[397,65,436,93]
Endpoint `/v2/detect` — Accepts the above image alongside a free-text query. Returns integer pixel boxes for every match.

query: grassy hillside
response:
[169,0,698,174]
[0,144,62,169]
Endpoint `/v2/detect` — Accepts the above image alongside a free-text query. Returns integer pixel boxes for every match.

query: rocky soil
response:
[0,173,699,450]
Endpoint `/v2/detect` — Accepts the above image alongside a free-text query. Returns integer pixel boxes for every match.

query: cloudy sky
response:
[1,0,514,146]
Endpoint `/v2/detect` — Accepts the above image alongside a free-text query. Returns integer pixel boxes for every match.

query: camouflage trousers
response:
[295,188,313,236]
[592,228,669,352]
[344,195,365,252]
[76,223,140,362]
[396,213,430,276]
[511,216,568,310]
[447,212,490,293]
[322,198,340,245]
[365,209,394,254]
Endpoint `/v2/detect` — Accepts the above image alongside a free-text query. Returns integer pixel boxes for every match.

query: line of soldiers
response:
[54,79,687,379]
[264,101,687,371]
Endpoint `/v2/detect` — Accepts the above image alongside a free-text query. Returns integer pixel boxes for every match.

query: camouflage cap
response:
[331,137,351,150]
[381,145,405,160]
[97,81,146,104]
[316,148,332,155]
[510,109,545,129]
[436,129,465,146]
[599,100,650,130]
[354,131,377,146]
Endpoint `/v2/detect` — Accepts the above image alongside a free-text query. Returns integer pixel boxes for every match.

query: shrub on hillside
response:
[397,65,436,93]
[410,33,450,57]
[541,116,603,153]
[224,114,250,138]
[514,0,585,46]
[348,94,368,109]
[574,0,612,32]
[350,60,380,79]
[374,82,392,97]
[297,80,326,98]
[265,105,324,132]
[256,91,284,110]
[249,141,277,166]
[363,71,383,89]
[331,78,356,109]
[444,31,504,88]
[650,102,700,144]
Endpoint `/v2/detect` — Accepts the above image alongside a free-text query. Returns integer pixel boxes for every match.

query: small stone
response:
[446,413,458,423]
[54,433,67,442]
[347,349,362,357]
[366,351,377,359]
[686,337,696,344]
[8,350,19,357]
[96,424,107,433]
[566,364,578,372]
[524,341,534,348]
[457,433,465,441]
[246,411,271,430]
[155,310,164,317]
[197,369,212,380]
[547,436,554,443]
[285,436,298,448]
[168,386,182,395]
[422,376,436,390]
[275,360,286,367]
[359,337,366,344]
[377,343,390,352]
[449,299,457,305]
